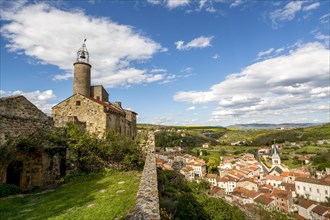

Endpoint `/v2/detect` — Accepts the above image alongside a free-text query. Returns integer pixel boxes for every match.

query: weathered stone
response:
[130,132,160,220]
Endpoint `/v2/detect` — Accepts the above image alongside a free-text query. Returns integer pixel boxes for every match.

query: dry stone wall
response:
[131,132,160,220]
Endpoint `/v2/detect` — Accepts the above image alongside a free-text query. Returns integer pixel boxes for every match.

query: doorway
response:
[6,160,23,187]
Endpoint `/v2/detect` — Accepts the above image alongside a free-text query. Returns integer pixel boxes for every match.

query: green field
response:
[0,171,141,220]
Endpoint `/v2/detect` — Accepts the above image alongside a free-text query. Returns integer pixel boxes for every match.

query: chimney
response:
[114,102,122,108]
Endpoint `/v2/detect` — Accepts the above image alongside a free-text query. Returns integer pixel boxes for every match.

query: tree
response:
[207,157,219,173]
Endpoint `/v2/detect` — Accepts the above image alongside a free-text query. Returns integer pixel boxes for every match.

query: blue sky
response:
[0,0,329,126]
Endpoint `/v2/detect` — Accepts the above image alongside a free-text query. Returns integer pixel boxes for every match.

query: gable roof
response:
[269,166,283,174]
[295,177,330,186]
[298,199,315,209]
[52,93,125,116]
[255,194,273,205]
[311,205,330,215]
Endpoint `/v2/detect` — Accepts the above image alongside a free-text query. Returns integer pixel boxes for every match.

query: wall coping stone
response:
[130,132,160,220]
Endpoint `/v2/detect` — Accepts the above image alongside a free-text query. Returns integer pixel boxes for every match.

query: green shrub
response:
[0,184,21,198]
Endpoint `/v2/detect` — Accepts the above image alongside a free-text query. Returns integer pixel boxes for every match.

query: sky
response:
[0,0,329,126]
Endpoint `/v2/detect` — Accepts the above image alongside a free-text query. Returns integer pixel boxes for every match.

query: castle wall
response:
[0,96,52,146]
[52,94,107,136]
[0,95,62,191]
[131,132,160,219]
[0,150,61,191]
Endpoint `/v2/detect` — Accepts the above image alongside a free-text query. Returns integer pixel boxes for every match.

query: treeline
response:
[219,123,330,146]
[1,122,145,173]
[157,169,245,220]
[154,130,216,149]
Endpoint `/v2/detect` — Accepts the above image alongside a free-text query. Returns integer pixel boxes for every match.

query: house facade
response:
[295,177,330,202]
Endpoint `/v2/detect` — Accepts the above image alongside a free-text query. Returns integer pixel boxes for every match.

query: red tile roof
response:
[311,205,330,215]
[298,199,315,209]
[296,177,330,186]
[255,194,273,205]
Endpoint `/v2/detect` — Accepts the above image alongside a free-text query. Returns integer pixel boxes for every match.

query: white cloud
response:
[147,0,162,5]
[167,0,190,9]
[212,53,220,59]
[1,3,166,88]
[0,90,56,114]
[230,0,245,8]
[186,106,196,111]
[303,2,320,11]
[174,42,330,123]
[150,68,167,73]
[315,33,330,46]
[257,48,274,57]
[320,13,330,24]
[175,36,214,50]
[270,1,303,27]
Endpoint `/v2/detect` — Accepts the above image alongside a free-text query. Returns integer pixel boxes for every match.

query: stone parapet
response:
[131,132,160,220]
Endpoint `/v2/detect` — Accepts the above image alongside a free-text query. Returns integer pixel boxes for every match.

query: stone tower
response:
[73,39,91,97]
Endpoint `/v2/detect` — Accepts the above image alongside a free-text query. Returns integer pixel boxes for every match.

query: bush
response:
[0,184,21,198]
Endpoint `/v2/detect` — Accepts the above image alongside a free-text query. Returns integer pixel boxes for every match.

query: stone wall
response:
[131,132,160,220]
[0,95,52,146]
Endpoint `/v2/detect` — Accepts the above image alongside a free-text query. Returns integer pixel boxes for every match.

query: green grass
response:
[0,171,141,220]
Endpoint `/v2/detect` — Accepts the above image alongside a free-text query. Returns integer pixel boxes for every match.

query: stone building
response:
[52,40,137,138]
[0,96,63,191]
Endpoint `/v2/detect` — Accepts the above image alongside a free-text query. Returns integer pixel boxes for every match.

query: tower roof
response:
[76,38,89,63]
[272,143,280,159]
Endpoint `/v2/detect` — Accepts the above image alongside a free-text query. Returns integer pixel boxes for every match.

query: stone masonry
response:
[131,132,160,220]
[0,96,52,145]
[0,95,62,191]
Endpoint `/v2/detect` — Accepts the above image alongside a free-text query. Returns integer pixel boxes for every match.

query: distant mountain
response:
[227,123,323,129]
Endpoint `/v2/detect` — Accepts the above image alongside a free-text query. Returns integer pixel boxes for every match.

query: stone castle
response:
[52,40,137,138]
[0,40,138,191]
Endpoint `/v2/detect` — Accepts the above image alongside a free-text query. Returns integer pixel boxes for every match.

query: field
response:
[0,171,141,220]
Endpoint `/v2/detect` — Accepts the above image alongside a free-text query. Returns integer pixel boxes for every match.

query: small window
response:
[325,190,328,195]
[317,188,320,194]
[76,101,81,106]
[309,188,312,192]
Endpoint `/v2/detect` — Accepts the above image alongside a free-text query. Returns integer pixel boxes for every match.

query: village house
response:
[187,160,206,177]
[295,177,330,202]
[310,204,330,220]
[271,188,294,212]
[217,175,239,193]
[237,178,259,191]
[297,199,316,220]
[206,173,217,186]
[281,171,309,184]
[254,194,274,210]
[232,187,260,204]
[265,175,284,187]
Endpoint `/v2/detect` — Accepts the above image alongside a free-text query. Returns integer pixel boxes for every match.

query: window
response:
[76,101,81,106]
[303,186,306,191]
[297,186,300,190]
[317,189,320,194]
[309,188,312,192]
[325,190,328,195]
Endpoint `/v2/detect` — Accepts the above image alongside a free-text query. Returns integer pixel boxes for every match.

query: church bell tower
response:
[73,39,91,97]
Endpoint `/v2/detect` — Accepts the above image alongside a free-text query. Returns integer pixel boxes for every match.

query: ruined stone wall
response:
[0,96,52,146]
[131,132,160,220]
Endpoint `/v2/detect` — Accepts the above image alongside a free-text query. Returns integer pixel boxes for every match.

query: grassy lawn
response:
[0,171,141,220]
